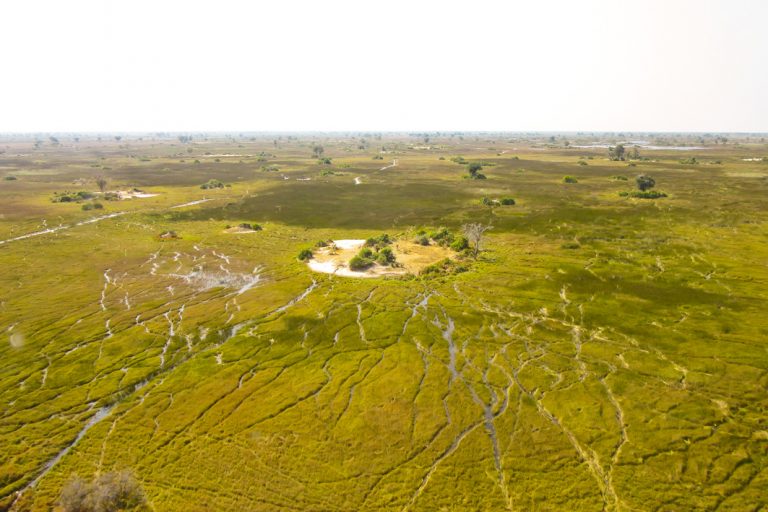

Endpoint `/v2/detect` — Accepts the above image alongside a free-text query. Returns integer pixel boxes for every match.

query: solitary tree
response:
[636,174,656,191]
[609,144,625,161]
[95,176,108,193]
[462,223,492,259]
[312,145,324,158]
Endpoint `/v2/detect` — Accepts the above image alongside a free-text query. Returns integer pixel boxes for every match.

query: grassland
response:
[1,133,767,511]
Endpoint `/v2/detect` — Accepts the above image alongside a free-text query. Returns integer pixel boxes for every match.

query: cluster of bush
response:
[420,258,468,277]
[4,175,17,180]
[414,228,469,252]
[562,176,578,183]
[317,157,332,165]
[349,245,396,270]
[372,154,384,160]
[51,190,95,203]
[679,157,699,165]
[619,174,667,199]
[297,248,313,261]
[81,202,104,211]
[467,162,486,180]
[619,190,668,199]
[200,179,226,189]
[347,234,397,270]
[481,197,515,206]
[261,165,280,172]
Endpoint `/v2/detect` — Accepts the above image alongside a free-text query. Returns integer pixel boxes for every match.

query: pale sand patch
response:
[115,190,159,199]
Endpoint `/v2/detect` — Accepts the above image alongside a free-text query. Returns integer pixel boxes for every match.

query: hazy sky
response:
[2,0,766,132]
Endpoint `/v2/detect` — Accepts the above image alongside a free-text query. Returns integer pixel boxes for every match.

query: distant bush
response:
[200,179,225,189]
[500,197,516,205]
[372,155,384,160]
[619,190,668,199]
[317,157,332,165]
[316,240,330,247]
[438,156,445,160]
[365,234,391,248]
[159,230,179,239]
[577,160,588,166]
[561,242,581,249]
[4,175,17,180]
[238,223,261,231]
[450,156,468,165]
[450,236,469,252]
[466,162,487,179]
[82,202,104,211]
[612,175,628,181]
[562,176,578,183]
[376,247,395,265]
[635,174,656,191]
[297,248,313,261]
[428,227,454,246]
[52,191,95,203]
[416,235,430,246]
[349,255,373,270]
[679,157,698,165]
[261,165,280,172]
[420,258,468,277]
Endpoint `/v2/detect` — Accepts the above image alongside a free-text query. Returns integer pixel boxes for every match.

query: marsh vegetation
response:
[0,132,766,511]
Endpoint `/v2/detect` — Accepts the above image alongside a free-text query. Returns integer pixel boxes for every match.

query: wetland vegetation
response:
[0,132,767,511]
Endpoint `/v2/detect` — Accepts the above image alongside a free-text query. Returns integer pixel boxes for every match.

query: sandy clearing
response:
[307,238,452,278]
[115,190,159,199]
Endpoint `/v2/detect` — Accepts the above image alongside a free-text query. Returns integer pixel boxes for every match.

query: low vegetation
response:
[1,133,765,511]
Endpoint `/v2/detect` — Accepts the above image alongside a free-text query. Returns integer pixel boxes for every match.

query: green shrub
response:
[563,176,578,183]
[4,175,17,181]
[416,236,430,246]
[578,160,588,166]
[450,236,469,252]
[620,190,668,199]
[200,179,225,189]
[561,242,581,249]
[420,258,468,277]
[297,248,313,261]
[612,175,628,181]
[349,255,373,270]
[500,197,515,205]
[376,247,395,265]
[429,228,454,246]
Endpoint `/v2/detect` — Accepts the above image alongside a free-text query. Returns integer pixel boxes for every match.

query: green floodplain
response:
[0,132,766,511]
